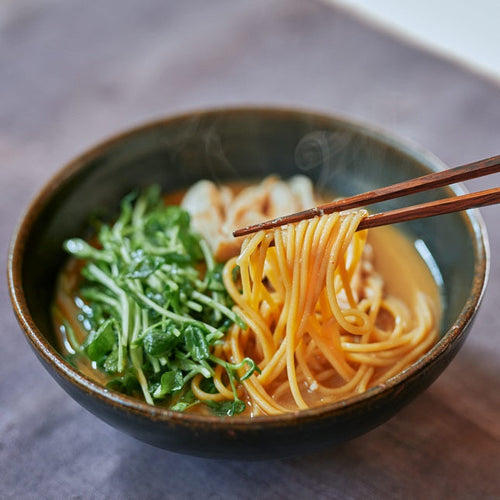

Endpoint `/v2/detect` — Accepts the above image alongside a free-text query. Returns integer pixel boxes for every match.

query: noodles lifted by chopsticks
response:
[222,210,437,416]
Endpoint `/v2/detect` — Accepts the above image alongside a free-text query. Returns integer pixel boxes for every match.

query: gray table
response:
[1,1,499,498]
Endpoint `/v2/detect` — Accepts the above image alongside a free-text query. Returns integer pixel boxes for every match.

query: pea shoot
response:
[60,186,256,415]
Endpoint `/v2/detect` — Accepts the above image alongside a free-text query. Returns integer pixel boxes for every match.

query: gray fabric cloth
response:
[1,1,499,498]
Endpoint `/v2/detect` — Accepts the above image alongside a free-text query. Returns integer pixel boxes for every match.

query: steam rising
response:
[295,130,356,193]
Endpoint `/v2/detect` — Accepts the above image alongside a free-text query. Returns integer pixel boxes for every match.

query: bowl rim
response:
[7,105,490,429]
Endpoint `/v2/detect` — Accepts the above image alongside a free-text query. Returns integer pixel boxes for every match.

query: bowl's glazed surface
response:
[8,108,488,459]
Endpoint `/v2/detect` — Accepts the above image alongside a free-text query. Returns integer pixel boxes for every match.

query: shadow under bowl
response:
[8,107,489,459]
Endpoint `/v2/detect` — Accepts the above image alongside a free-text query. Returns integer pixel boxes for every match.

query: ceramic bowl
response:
[8,108,489,459]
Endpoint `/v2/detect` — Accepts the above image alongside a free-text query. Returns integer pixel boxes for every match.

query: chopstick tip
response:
[233,208,321,238]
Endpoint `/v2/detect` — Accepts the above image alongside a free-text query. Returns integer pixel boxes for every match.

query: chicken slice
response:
[182,175,317,261]
[181,180,231,248]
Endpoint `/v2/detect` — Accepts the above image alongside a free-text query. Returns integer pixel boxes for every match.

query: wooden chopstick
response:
[233,154,500,237]
[357,187,500,231]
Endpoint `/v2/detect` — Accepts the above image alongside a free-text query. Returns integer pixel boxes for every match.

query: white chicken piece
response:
[180,180,232,250]
[221,176,280,235]
[181,175,317,261]
[288,175,316,208]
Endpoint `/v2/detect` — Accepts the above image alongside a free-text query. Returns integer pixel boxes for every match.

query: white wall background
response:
[327,0,500,82]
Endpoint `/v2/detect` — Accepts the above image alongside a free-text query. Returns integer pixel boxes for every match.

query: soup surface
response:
[368,225,441,320]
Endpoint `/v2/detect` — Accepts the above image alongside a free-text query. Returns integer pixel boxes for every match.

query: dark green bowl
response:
[8,107,489,459]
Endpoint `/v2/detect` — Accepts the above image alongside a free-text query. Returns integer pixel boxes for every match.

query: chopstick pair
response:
[233,155,500,237]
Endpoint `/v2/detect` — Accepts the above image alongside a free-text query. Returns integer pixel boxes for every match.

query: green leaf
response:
[106,370,140,396]
[84,319,116,361]
[143,184,162,209]
[199,377,218,394]
[163,205,191,229]
[142,327,180,357]
[184,324,210,361]
[206,399,246,417]
[169,388,198,412]
[170,401,192,412]
[161,252,192,264]
[152,370,184,398]
[103,344,119,373]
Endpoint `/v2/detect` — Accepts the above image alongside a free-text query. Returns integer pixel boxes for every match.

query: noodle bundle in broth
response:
[53,177,440,417]
[222,211,437,415]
